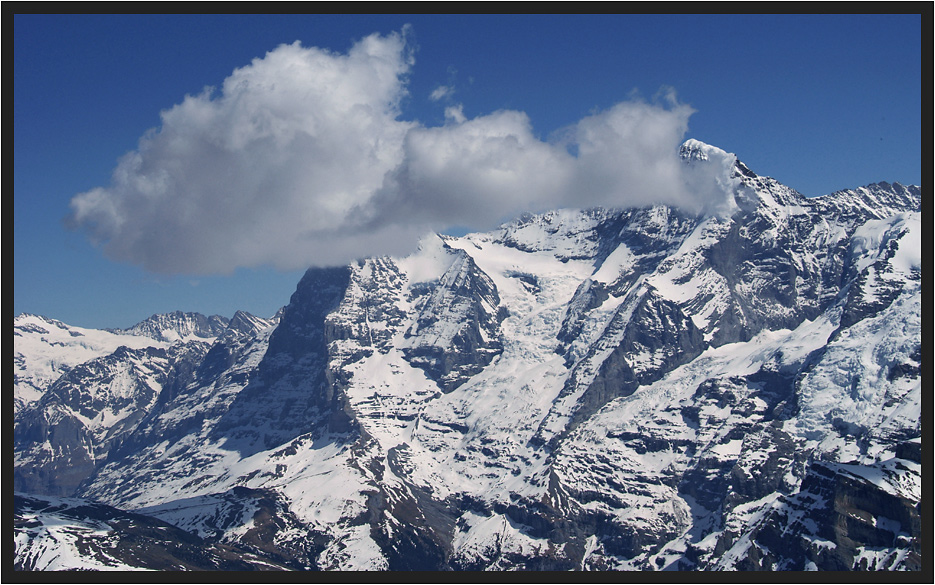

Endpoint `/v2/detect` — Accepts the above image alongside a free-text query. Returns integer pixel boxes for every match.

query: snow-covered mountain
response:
[13,311,278,497]
[13,141,921,571]
[14,314,172,415]
[111,310,232,343]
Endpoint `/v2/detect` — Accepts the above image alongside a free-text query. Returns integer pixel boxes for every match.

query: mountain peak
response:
[225,310,278,338]
[678,138,732,164]
[118,311,230,342]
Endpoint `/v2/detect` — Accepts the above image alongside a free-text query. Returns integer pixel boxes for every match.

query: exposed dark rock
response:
[401,250,505,392]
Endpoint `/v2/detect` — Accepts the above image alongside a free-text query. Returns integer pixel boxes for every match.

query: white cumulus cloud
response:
[69,29,732,275]
[70,31,416,273]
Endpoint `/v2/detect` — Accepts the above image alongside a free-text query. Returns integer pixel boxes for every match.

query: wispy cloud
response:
[68,29,733,275]
[429,84,454,102]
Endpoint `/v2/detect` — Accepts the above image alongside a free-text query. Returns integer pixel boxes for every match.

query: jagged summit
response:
[115,310,231,342]
[226,309,278,337]
[678,138,733,164]
[819,181,921,221]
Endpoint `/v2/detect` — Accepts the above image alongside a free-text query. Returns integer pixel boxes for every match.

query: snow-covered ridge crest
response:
[14,310,278,414]
[112,310,231,343]
[678,138,733,164]
[14,313,171,413]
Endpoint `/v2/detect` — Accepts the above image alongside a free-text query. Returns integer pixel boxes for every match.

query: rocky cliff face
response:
[14,141,921,571]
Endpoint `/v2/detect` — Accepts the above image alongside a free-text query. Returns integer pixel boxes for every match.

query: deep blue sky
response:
[14,13,923,329]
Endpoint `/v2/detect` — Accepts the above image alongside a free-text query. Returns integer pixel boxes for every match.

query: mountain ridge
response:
[14,141,922,571]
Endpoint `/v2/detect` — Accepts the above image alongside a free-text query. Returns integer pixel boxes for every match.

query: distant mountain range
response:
[14,141,921,571]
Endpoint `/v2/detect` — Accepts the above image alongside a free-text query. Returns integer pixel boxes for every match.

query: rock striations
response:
[14,141,921,571]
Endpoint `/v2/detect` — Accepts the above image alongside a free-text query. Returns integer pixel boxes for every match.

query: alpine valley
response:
[13,141,922,572]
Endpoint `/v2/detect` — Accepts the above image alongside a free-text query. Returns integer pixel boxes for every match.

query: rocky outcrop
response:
[400,249,506,392]
[705,457,921,571]
[14,493,298,571]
